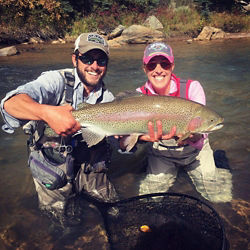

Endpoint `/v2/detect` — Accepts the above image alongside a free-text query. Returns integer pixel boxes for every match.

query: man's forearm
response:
[3,93,47,121]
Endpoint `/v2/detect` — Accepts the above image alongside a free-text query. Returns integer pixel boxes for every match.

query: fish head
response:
[188,106,224,134]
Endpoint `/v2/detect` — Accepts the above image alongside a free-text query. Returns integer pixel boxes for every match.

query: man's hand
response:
[139,121,176,142]
[43,104,81,136]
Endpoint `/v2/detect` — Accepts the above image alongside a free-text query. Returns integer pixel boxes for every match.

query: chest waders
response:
[24,70,117,221]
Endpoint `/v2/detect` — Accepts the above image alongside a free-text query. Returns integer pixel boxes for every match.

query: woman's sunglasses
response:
[146,61,172,71]
[78,54,108,67]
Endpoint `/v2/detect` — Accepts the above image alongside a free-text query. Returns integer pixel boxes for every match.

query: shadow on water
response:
[0,39,249,249]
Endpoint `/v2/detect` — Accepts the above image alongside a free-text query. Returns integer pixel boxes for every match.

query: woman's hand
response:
[139,121,176,142]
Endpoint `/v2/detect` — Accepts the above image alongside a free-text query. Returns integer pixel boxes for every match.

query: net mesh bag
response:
[95,192,227,250]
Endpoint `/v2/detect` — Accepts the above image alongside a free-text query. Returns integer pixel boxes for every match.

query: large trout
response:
[46,95,224,151]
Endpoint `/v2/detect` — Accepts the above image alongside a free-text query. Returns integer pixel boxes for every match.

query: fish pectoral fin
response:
[81,128,105,148]
[177,132,191,144]
[77,102,91,110]
[120,134,140,152]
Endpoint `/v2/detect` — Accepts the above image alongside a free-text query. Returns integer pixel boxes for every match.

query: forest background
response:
[0,0,249,45]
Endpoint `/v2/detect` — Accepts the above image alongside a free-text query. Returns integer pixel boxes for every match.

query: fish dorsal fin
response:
[115,91,143,101]
[77,102,91,110]
[81,127,105,148]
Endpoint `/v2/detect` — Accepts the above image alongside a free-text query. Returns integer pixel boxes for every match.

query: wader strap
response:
[140,86,155,96]
[96,86,105,103]
[179,78,187,99]
[64,71,75,104]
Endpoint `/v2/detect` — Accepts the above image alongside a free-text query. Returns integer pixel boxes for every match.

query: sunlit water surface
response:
[0,38,249,249]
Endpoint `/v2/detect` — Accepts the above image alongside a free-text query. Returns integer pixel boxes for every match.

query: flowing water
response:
[0,38,249,249]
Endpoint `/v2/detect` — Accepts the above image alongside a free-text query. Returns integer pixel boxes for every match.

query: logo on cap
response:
[87,34,106,45]
[147,42,171,56]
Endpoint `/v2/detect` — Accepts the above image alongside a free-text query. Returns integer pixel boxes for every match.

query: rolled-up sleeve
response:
[0,70,65,133]
[188,80,206,105]
[102,89,115,102]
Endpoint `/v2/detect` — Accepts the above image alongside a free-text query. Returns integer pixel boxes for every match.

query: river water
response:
[0,38,249,249]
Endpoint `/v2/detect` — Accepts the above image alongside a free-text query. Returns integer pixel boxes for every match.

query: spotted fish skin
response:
[70,95,223,151]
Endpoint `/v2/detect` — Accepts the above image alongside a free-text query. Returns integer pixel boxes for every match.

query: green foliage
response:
[119,0,160,12]
[0,0,249,42]
[120,12,147,27]
[92,0,113,12]
[162,0,195,8]
[209,0,237,12]
[67,0,93,15]
[70,17,98,36]
[67,0,160,15]
[69,3,148,35]
[210,12,250,32]
[194,0,238,13]
[0,0,75,36]
[194,0,212,20]
[156,6,203,36]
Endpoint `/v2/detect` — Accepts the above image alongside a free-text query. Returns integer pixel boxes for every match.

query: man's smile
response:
[87,71,98,76]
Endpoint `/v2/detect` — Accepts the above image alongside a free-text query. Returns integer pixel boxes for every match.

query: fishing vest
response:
[139,73,193,99]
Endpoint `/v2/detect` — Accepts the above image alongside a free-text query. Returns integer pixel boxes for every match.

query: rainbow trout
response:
[45,95,224,151]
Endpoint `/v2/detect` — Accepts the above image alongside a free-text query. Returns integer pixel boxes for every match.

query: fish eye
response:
[211,119,214,122]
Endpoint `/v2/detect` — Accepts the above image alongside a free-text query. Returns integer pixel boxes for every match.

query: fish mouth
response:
[204,122,224,133]
[212,123,224,130]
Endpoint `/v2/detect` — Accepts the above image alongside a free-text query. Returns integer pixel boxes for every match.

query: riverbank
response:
[1,31,249,50]
[0,20,249,56]
[1,30,249,48]
[223,32,250,39]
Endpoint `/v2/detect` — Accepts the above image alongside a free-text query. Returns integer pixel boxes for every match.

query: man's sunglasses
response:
[78,54,108,67]
[146,61,172,71]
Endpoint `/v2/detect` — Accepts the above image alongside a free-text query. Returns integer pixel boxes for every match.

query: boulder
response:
[28,37,44,44]
[108,24,165,46]
[143,15,164,30]
[235,0,250,12]
[194,26,226,41]
[51,38,66,44]
[0,46,18,56]
[108,25,126,40]
[108,38,125,47]
[243,3,250,12]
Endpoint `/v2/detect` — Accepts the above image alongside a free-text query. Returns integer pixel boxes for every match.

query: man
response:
[136,42,232,203]
[0,33,118,222]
